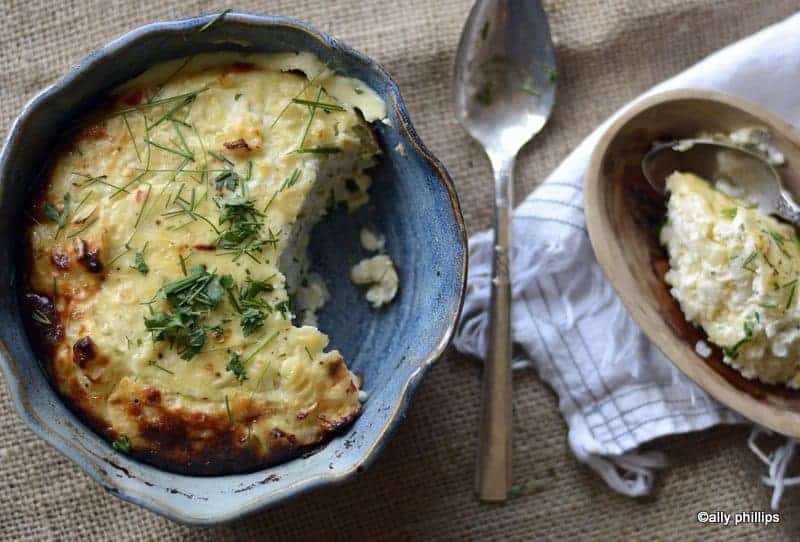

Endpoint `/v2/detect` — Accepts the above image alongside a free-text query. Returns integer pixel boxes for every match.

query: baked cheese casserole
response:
[661,171,800,388]
[23,52,387,474]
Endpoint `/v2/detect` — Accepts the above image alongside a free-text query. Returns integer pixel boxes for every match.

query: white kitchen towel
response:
[453,12,800,506]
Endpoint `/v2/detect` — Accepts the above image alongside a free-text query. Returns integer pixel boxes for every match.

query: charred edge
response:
[75,239,103,274]
[72,336,96,368]
[22,292,64,359]
[223,138,251,151]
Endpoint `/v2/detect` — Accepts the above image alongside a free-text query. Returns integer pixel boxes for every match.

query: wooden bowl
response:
[585,88,800,438]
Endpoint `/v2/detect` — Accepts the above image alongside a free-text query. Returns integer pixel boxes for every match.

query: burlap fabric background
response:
[2,0,800,539]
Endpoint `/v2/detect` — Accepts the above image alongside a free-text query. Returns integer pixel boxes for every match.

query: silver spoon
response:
[453,0,557,501]
[642,138,800,223]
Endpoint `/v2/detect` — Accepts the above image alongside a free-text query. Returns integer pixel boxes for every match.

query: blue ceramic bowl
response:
[0,12,465,524]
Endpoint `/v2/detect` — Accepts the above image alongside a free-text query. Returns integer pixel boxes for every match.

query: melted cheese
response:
[25,53,384,474]
[661,171,800,387]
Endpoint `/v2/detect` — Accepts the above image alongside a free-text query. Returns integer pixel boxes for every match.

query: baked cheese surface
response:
[24,53,383,474]
[661,171,800,388]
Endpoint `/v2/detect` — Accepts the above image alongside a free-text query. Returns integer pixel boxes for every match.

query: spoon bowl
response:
[642,138,800,223]
[453,0,557,158]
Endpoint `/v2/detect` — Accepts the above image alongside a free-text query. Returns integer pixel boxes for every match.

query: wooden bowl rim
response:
[585,88,800,437]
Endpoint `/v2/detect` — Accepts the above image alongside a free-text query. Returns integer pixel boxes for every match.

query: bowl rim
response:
[584,87,800,438]
[0,10,467,524]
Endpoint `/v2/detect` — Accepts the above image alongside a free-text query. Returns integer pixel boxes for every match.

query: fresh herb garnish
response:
[721,207,738,219]
[133,246,149,275]
[264,169,301,212]
[215,195,269,262]
[764,229,790,257]
[507,481,546,499]
[296,146,343,154]
[786,280,798,310]
[723,312,760,358]
[226,351,248,382]
[232,278,276,336]
[143,266,230,360]
[225,394,233,423]
[215,169,240,191]
[112,435,132,453]
[31,309,51,325]
[44,192,72,238]
[198,9,231,32]
[147,359,174,375]
[162,185,219,233]
[742,250,758,272]
[290,98,345,112]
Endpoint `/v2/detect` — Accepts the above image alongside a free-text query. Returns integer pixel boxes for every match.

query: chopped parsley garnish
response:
[275,300,291,319]
[233,278,275,335]
[721,207,738,219]
[44,192,72,238]
[143,265,231,360]
[226,351,248,382]
[112,435,132,453]
[214,169,240,191]
[240,308,266,336]
[133,245,149,275]
[215,195,272,262]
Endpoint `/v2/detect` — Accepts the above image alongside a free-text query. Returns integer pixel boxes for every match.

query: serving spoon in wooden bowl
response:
[642,137,800,223]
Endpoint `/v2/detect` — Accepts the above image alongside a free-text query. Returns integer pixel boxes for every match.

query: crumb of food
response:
[360,228,386,253]
[729,127,785,166]
[394,142,407,156]
[695,340,712,358]
[351,254,399,308]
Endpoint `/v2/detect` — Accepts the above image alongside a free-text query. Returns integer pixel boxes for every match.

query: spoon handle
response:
[476,153,514,501]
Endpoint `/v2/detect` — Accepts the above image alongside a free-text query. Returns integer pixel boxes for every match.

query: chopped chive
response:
[225,394,233,423]
[198,9,231,32]
[244,330,280,365]
[122,114,142,163]
[147,359,174,375]
[31,309,51,325]
[296,147,343,154]
[290,98,345,111]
